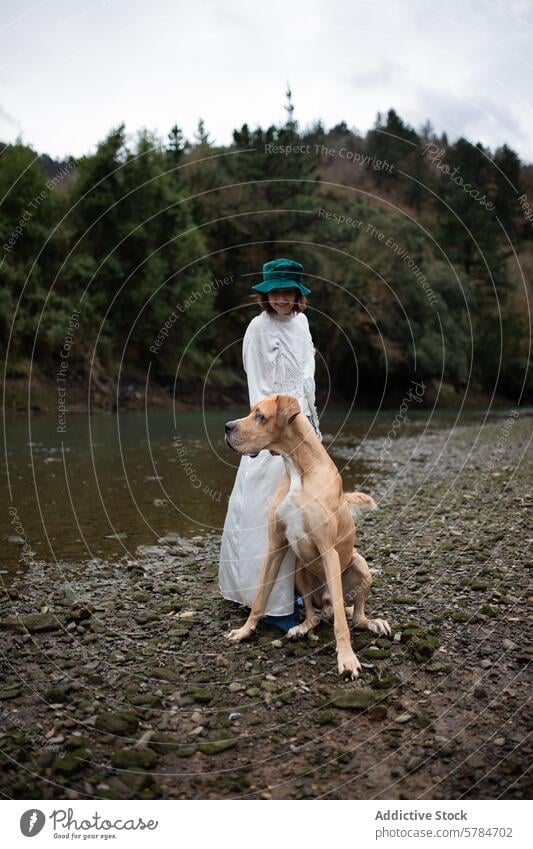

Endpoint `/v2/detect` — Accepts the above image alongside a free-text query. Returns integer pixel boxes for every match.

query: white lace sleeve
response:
[301,318,322,441]
[243,319,276,407]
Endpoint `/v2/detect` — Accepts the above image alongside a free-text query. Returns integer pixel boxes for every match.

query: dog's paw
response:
[287,614,319,640]
[337,651,362,680]
[286,622,313,640]
[225,625,254,643]
[287,624,306,640]
[366,618,391,636]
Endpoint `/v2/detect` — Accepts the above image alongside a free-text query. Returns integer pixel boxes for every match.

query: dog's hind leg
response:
[322,590,354,621]
[343,550,391,636]
[287,564,320,639]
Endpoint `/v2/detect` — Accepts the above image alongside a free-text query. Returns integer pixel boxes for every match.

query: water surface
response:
[2,404,518,579]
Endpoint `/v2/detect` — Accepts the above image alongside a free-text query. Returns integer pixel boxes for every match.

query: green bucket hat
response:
[251,258,311,296]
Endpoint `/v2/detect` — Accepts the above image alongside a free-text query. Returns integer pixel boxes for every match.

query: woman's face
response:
[267,287,298,315]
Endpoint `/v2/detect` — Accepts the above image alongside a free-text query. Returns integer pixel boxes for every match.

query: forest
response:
[2,95,532,410]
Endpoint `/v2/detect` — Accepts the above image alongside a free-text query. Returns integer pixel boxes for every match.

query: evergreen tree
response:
[0,142,67,360]
[167,124,187,164]
[284,84,297,134]
[68,128,213,378]
[190,88,320,360]
[492,143,523,242]
[194,118,211,147]
[366,108,419,186]
[435,138,504,277]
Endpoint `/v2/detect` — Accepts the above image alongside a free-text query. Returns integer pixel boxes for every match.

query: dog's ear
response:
[275,395,301,428]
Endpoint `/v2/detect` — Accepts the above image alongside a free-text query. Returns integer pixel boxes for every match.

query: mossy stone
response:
[409,633,440,663]
[151,666,181,684]
[54,747,90,776]
[0,614,62,633]
[331,688,380,709]
[44,685,72,703]
[318,710,335,725]
[95,711,139,736]
[198,736,238,754]
[361,647,391,660]
[189,686,213,704]
[135,611,159,625]
[111,748,157,770]
[373,674,400,690]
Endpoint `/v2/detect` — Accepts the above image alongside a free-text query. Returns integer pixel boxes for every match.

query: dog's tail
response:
[345,491,378,518]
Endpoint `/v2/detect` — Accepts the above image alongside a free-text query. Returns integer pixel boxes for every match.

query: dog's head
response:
[224,394,301,457]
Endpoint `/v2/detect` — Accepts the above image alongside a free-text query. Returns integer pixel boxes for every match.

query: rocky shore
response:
[0,414,531,799]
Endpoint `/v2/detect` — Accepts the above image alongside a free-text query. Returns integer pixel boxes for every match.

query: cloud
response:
[351,61,404,87]
[414,85,528,155]
[0,0,531,163]
[0,104,21,139]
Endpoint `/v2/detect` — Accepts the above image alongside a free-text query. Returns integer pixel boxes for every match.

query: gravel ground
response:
[1,414,531,800]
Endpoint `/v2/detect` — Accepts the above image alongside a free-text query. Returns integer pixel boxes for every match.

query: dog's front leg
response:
[225,538,289,643]
[319,544,362,679]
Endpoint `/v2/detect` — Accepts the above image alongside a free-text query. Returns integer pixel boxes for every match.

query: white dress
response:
[218,310,321,616]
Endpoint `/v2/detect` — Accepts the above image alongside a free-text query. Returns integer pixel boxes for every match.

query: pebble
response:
[395,712,413,724]
[368,705,388,721]
[134,730,155,749]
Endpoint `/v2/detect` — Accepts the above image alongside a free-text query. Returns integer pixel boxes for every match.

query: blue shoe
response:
[242,593,303,635]
[262,609,301,633]
[261,593,303,634]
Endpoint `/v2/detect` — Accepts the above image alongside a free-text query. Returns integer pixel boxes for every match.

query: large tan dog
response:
[224,394,390,679]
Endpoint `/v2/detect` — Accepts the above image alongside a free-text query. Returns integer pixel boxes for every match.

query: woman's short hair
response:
[251,290,307,314]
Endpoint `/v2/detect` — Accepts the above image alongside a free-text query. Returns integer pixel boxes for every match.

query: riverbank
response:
[3,369,513,414]
[0,414,531,800]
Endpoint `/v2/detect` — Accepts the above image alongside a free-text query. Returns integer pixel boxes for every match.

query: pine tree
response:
[284,84,297,135]
[366,108,419,186]
[492,143,523,242]
[195,118,211,147]
[168,124,187,164]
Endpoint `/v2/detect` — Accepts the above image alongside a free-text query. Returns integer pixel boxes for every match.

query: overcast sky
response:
[1,0,532,162]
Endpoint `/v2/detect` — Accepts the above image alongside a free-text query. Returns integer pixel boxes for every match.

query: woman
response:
[218,258,321,631]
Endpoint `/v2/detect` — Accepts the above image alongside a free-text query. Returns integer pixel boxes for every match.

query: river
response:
[1,404,521,580]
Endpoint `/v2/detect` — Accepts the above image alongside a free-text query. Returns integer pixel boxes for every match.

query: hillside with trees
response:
[2,94,531,411]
